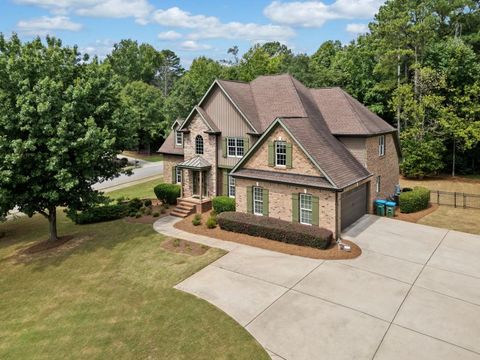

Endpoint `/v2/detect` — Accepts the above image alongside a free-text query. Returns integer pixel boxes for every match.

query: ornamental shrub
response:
[206,215,217,229]
[212,196,235,214]
[192,213,202,226]
[67,199,143,224]
[217,212,332,249]
[144,199,152,207]
[154,184,181,205]
[399,187,430,213]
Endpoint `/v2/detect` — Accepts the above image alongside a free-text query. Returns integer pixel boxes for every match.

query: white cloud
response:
[158,30,182,41]
[179,40,212,51]
[346,23,368,34]
[14,0,153,23]
[152,7,295,42]
[79,39,114,59]
[264,0,384,27]
[17,16,82,35]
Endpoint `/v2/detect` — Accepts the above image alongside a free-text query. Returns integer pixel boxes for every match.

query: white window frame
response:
[228,175,236,198]
[175,167,182,184]
[275,141,287,167]
[195,135,204,155]
[378,135,385,156]
[376,175,381,193]
[299,193,313,225]
[253,187,263,216]
[227,138,244,158]
[175,130,183,146]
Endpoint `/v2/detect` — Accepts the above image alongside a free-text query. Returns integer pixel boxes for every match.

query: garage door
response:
[341,184,367,230]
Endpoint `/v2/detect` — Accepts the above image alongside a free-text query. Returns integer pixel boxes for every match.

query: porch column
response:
[199,171,203,201]
[180,168,183,198]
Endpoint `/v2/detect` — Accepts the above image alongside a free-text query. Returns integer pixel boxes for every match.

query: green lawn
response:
[0,214,269,359]
[106,177,164,200]
[122,151,163,162]
[419,206,480,235]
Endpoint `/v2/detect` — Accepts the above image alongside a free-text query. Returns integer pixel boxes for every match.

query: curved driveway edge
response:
[154,215,480,360]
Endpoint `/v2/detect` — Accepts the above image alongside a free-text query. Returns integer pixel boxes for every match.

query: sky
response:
[0,0,385,67]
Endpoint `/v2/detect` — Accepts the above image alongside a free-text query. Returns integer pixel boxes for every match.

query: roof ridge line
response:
[288,75,309,119]
[339,89,370,134]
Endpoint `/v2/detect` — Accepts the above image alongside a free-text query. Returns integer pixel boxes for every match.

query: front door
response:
[192,171,207,198]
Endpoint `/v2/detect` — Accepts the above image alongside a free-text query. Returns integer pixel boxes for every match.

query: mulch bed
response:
[124,205,172,224]
[175,212,361,260]
[394,203,439,223]
[161,237,209,256]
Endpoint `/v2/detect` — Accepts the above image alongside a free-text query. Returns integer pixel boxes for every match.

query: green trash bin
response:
[375,199,387,216]
[386,201,396,218]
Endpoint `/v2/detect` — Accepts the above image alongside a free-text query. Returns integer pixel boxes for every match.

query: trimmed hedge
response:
[399,187,430,213]
[154,183,181,205]
[67,199,144,224]
[217,212,332,249]
[212,196,236,214]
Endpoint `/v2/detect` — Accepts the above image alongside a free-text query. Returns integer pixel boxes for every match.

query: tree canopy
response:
[0,35,133,241]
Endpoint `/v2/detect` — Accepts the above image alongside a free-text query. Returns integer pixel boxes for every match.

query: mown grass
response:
[106,177,164,200]
[400,176,480,194]
[0,213,269,360]
[418,206,480,235]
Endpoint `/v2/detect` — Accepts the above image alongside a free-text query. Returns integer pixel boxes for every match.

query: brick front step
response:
[171,201,196,218]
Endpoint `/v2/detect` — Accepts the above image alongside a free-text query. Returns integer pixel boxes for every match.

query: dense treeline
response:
[107,0,480,178]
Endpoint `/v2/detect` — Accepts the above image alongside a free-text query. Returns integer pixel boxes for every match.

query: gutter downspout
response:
[335,191,341,242]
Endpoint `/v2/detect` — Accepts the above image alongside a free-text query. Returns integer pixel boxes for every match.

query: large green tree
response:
[0,35,133,241]
[106,39,164,85]
[120,81,167,153]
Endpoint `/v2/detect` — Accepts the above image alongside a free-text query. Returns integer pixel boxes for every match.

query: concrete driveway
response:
[160,215,480,360]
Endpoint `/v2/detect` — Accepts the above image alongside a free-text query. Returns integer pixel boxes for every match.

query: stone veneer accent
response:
[182,114,218,198]
[235,178,338,237]
[243,126,323,177]
[163,154,184,184]
[366,134,399,207]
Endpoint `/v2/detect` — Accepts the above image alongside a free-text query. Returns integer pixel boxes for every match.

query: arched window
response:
[195,135,204,155]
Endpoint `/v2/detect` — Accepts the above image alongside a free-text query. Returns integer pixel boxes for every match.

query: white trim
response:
[299,193,313,225]
[228,175,236,198]
[378,135,385,156]
[376,175,381,193]
[227,137,245,158]
[253,186,263,216]
[275,140,287,166]
[175,131,183,146]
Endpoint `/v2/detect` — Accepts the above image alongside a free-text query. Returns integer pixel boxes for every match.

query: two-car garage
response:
[340,183,368,230]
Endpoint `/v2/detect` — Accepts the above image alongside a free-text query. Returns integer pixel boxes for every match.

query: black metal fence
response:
[430,190,480,209]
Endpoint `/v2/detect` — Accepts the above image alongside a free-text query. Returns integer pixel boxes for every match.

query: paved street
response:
[154,215,480,360]
[92,158,163,191]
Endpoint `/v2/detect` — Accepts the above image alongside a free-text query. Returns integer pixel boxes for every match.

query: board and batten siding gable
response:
[242,126,323,177]
[203,86,257,168]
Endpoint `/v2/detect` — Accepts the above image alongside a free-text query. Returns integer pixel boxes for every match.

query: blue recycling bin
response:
[386,201,396,217]
[375,199,387,216]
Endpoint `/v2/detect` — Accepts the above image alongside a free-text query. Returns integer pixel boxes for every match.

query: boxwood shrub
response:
[212,196,236,214]
[154,183,181,205]
[217,212,333,249]
[399,187,430,213]
[67,199,144,224]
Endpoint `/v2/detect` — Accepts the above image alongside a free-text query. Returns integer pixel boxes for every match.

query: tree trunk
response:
[452,137,456,178]
[48,207,58,242]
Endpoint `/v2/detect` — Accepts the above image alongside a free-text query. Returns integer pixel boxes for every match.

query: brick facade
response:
[365,134,399,207]
[236,178,338,237]
[182,114,218,198]
[243,127,323,177]
[163,154,184,184]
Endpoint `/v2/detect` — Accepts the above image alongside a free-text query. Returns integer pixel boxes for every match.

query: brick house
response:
[158,74,400,238]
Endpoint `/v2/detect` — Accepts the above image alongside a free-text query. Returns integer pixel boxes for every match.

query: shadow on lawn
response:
[0,210,162,271]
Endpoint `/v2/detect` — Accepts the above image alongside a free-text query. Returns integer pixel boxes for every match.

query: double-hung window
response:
[378,135,385,156]
[376,176,381,193]
[175,167,182,184]
[228,175,236,198]
[275,141,287,166]
[253,187,263,216]
[175,131,183,146]
[299,194,313,225]
[227,138,244,158]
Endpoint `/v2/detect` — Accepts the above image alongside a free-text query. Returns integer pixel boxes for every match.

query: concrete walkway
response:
[153,215,480,360]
